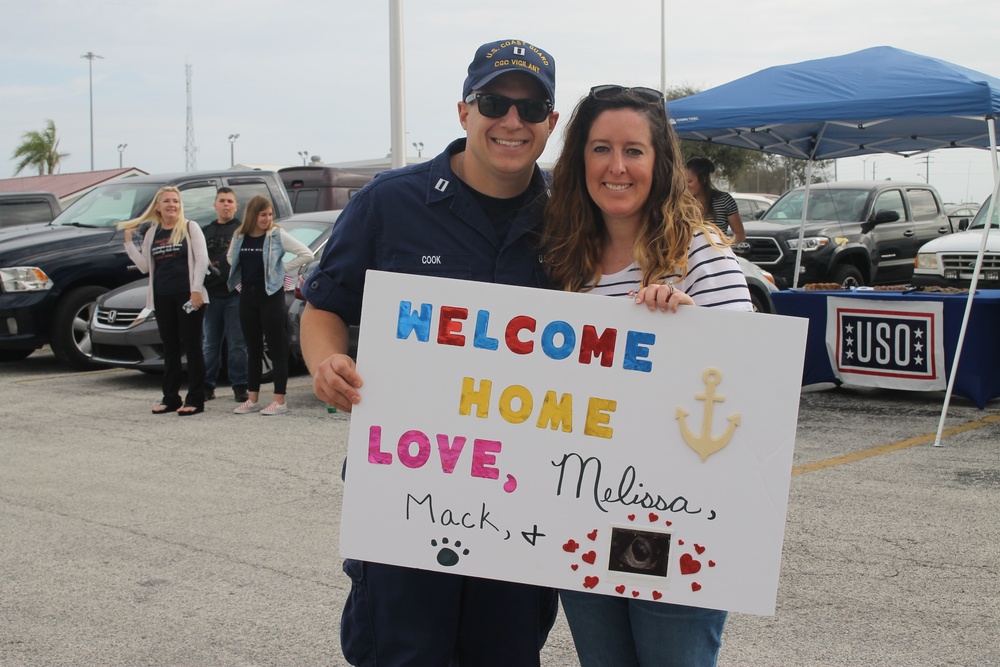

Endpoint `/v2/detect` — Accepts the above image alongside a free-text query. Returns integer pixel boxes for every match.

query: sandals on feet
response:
[177,405,204,416]
[152,403,180,414]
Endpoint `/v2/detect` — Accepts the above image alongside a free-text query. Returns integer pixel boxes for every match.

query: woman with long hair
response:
[684,156,746,243]
[121,186,209,415]
[542,85,753,666]
[227,195,313,416]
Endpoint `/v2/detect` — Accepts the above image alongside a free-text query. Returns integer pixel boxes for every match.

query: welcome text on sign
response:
[396,301,657,372]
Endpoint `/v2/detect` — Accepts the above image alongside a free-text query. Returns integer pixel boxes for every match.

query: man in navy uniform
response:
[301,39,560,666]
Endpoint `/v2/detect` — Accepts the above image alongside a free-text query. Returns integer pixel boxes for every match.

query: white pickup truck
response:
[913,197,1000,288]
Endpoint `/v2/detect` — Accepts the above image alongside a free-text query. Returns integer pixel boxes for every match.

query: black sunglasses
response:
[464,92,553,124]
[589,85,665,104]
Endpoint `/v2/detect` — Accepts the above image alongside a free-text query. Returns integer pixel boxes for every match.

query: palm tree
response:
[12,120,70,176]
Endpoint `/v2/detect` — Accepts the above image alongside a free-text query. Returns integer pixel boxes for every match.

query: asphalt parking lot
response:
[2,348,998,666]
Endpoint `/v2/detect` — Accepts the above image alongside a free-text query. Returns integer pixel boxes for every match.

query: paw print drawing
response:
[431,537,470,567]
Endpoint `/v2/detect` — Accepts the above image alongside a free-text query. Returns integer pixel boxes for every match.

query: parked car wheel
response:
[260,344,275,384]
[733,256,777,314]
[51,286,109,370]
[832,264,863,288]
[748,288,770,313]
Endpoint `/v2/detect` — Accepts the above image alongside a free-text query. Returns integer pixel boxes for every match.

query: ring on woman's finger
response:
[667,283,676,295]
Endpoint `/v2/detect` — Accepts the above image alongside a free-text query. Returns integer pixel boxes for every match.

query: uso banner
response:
[340,271,808,616]
[825,296,946,390]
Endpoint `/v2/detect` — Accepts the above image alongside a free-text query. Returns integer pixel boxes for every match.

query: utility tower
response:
[185,64,197,171]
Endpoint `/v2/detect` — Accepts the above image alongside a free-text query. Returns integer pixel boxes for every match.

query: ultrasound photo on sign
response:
[608,526,672,578]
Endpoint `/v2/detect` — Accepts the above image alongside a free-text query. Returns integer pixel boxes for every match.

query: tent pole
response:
[660,0,667,94]
[933,117,1000,446]
[791,160,815,289]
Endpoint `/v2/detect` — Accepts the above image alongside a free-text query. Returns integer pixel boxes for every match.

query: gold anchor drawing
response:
[676,368,740,462]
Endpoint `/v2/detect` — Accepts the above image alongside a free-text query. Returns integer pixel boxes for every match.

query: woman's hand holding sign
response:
[634,282,694,313]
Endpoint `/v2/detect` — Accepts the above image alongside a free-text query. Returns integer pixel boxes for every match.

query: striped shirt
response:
[709,192,739,235]
[584,231,753,311]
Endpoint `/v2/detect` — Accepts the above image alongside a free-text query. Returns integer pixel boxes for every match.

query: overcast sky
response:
[3,0,999,204]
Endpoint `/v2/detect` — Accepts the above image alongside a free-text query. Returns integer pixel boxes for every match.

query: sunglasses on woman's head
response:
[589,85,665,104]
[465,92,553,124]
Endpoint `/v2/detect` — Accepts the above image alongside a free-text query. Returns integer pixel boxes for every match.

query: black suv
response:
[735,181,953,288]
[0,171,292,368]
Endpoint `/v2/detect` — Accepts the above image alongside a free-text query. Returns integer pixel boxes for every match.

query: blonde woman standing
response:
[121,186,210,415]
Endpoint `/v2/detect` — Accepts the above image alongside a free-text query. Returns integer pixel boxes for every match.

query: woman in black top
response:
[226,195,313,416]
[121,186,210,415]
[685,156,746,244]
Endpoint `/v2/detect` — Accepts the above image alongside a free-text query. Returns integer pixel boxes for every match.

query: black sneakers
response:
[233,385,249,403]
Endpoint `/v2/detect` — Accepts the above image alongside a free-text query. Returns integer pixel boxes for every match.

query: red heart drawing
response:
[678,539,684,545]
[648,512,659,522]
[680,553,702,575]
[708,560,716,568]
[631,590,640,598]
[583,576,599,589]
[587,529,598,541]
[562,539,580,553]
[615,585,626,595]
[694,544,706,555]
[691,582,702,592]
[571,564,579,571]
[665,520,672,526]
[628,514,636,521]
[582,551,597,565]
[652,591,663,600]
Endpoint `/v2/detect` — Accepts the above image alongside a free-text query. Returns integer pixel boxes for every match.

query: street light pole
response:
[228,133,240,167]
[298,151,309,166]
[81,51,103,171]
[117,143,127,169]
[412,141,423,158]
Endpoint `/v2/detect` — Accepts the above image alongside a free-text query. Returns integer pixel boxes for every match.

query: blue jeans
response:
[559,590,726,667]
[202,292,247,388]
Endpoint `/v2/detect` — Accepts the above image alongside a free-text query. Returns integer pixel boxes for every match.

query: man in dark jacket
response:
[202,187,248,402]
[301,39,559,666]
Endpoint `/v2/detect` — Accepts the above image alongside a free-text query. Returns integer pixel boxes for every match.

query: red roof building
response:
[0,168,149,204]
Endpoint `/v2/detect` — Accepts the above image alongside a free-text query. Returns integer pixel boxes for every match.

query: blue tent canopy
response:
[667,46,1000,160]
[668,46,1000,439]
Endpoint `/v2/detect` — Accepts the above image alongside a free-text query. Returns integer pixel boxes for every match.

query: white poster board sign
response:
[340,271,808,615]
[825,296,946,391]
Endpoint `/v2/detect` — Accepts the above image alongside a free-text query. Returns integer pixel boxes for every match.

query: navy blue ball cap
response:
[463,39,556,104]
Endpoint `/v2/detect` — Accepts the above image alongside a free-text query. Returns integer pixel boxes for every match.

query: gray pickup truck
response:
[735,181,954,288]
